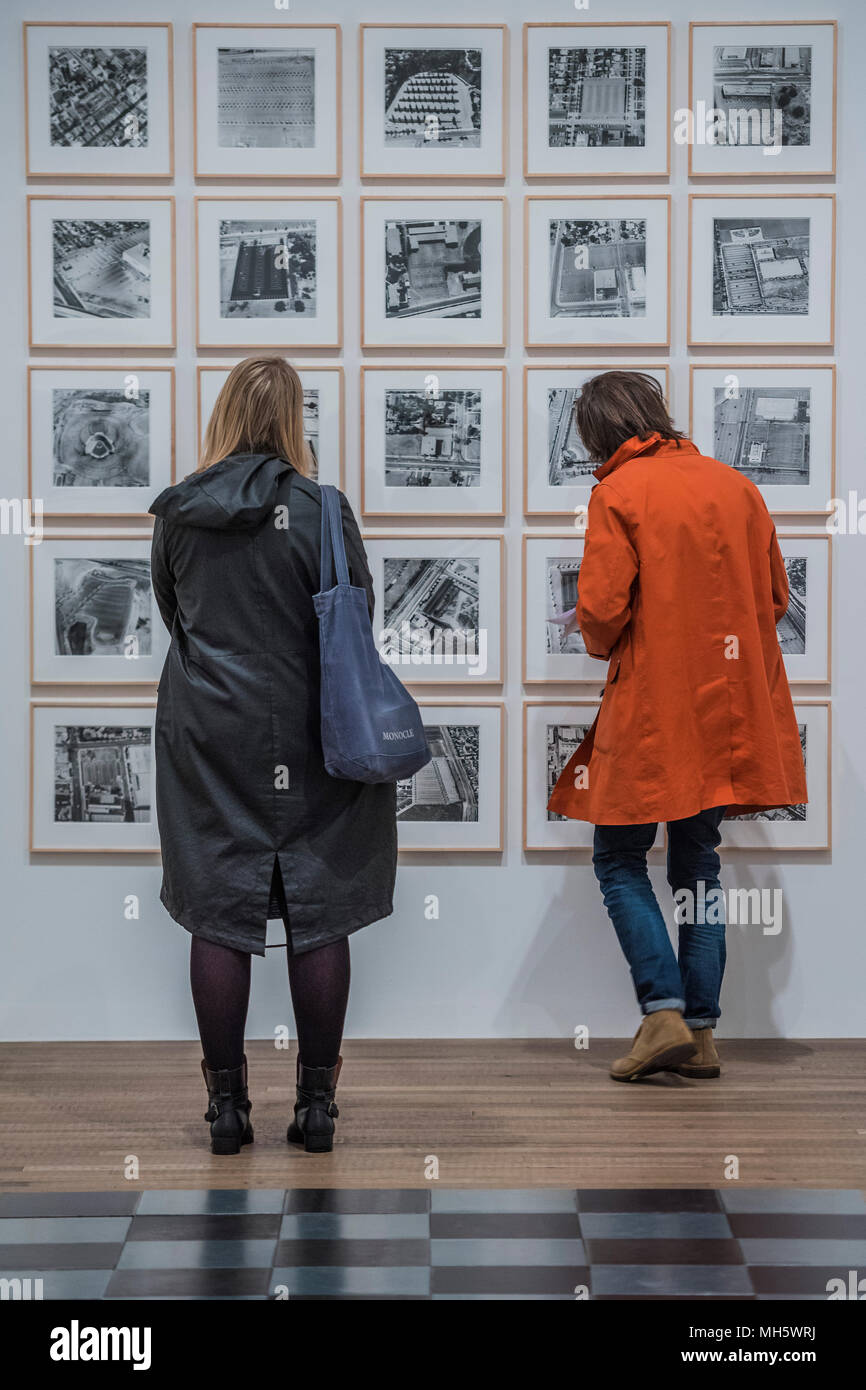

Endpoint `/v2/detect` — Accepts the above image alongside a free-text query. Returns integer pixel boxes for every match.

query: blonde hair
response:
[198,355,313,475]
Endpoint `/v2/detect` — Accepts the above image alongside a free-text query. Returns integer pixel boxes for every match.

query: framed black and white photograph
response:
[689,195,835,347]
[361,366,505,519]
[690,364,835,517]
[523,701,665,853]
[524,365,670,517]
[523,535,603,684]
[524,22,670,177]
[689,22,836,177]
[363,534,504,686]
[193,24,340,179]
[197,364,343,489]
[30,700,159,853]
[397,702,504,852]
[31,536,169,687]
[775,533,831,685]
[28,366,174,519]
[28,196,175,349]
[23,21,174,178]
[723,701,830,851]
[361,197,506,349]
[195,197,341,349]
[360,24,505,179]
[526,196,670,348]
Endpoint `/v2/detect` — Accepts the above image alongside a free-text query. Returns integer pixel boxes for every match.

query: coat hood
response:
[149,452,293,531]
[593,432,699,482]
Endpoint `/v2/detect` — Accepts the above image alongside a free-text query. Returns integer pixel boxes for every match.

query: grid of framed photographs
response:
[22,17,836,856]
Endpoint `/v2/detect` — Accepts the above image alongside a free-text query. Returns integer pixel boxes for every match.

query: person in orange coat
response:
[546,371,806,1084]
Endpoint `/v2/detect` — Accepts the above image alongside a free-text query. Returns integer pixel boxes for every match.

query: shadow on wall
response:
[515,858,822,1040]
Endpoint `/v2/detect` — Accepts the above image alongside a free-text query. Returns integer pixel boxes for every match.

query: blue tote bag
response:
[313,485,431,784]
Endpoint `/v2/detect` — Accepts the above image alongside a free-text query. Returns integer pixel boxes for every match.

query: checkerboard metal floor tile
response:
[0,1188,861,1300]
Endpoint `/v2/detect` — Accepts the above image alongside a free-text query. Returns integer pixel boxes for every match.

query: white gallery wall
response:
[2,0,865,1041]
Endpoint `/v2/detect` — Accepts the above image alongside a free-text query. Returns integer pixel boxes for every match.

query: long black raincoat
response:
[149,453,397,956]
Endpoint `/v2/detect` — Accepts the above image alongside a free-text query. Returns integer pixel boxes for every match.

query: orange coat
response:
[547,433,808,826]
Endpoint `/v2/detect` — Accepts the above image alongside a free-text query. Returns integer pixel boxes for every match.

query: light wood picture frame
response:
[30,532,168,687]
[362,532,505,686]
[360,196,507,350]
[28,364,175,519]
[688,21,837,178]
[525,194,670,348]
[688,193,835,347]
[23,21,174,179]
[524,363,671,518]
[360,23,507,180]
[197,363,345,490]
[193,23,341,180]
[689,363,836,518]
[361,364,506,519]
[775,532,832,685]
[30,698,159,854]
[195,195,342,350]
[523,21,671,178]
[397,701,505,852]
[27,195,176,350]
[722,700,831,851]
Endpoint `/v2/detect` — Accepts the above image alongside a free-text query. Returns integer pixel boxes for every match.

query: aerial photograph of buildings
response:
[545,557,586,654]
[712,385,811,486]
[546,722,591,822]
[396,724,480,823]
[48,46,148,148]
[52,219,151,320]
[549,218,647,318]
[546,387,597,485]
[384,47,481,146]
[548,45,646,148]
[219,219,317,318]
[712,43,812,146]
[712,218,810,316]
[777,555,807,656]
[53,724,152,825]
[383,556,480,654]
[384,219,482,319]
[384,388,481,488]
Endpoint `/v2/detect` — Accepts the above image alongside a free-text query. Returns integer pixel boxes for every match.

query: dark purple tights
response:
[190,934,350,1072]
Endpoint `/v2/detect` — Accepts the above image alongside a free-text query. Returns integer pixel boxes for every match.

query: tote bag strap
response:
[319,484,351,591]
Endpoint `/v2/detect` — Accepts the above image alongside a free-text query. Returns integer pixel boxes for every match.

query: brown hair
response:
[198,355,313,475]
[573,370,687,465]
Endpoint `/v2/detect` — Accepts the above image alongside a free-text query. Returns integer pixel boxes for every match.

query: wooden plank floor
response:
[3,1040,864,1191]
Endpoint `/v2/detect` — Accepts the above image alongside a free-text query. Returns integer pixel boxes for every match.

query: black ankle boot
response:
[286,1056,342,1153]
[201,1055,254,1156]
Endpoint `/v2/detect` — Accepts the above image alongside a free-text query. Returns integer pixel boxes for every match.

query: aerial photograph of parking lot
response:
[713,218,810,316]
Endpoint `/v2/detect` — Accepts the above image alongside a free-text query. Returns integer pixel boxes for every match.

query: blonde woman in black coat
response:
[149,356,397,1154]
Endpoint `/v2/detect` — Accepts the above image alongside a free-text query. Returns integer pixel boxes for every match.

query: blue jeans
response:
[592,807,727,1028]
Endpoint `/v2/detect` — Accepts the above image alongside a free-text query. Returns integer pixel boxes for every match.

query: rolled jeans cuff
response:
[684,1016,718,1030]
[643,997,685,1016]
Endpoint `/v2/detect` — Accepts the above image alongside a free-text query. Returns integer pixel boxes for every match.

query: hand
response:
[548,607,579,639]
